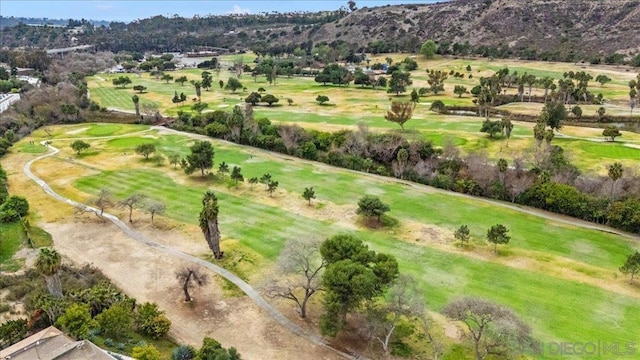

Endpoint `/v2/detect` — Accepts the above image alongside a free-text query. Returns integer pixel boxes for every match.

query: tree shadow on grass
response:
[76,150,100,158]
[357,214,400,230]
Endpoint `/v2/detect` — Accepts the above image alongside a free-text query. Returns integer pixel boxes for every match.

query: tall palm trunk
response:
[45,273,63,298]
[205,219,222,259]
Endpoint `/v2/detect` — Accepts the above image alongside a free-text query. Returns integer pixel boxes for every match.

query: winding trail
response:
[24,139,361,360]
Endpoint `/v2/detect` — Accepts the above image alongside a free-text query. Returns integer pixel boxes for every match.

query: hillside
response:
[289,0,640,60]
[1,0,639,63]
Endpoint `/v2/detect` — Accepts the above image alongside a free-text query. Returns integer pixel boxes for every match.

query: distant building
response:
[17,75,41,87]
[0,94,20,113]
[15,68,35,76]
[0,326,119,360]
[25,23,64,28]
[66,26,84,35]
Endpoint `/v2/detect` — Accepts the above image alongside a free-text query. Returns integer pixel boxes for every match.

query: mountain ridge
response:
[1,0,638,63]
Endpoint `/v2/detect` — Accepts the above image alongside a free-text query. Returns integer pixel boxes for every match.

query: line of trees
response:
[170,105,640,235]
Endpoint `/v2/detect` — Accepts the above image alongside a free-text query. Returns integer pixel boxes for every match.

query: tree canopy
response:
[182,141,215,176]
[357,195,390,223]
[320,234,399,336]
[420,40,437,58]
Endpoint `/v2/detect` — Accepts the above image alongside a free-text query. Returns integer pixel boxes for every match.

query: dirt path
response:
[24,139,356,360]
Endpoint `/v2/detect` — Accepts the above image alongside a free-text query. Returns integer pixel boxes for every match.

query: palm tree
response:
[199,191,222,259]
[132,95,140,117]
[608,162,623,200]
[35,248,63,298]
[191,80,202,101]
[539,77,554,103]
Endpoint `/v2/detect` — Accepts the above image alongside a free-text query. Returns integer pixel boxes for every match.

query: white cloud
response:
[227,4,250,14]
[96,4,113,10]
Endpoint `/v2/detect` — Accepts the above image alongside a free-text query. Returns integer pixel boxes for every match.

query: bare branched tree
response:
[443,297,535,360]
[277,125,308,155]
[415,311,445,360]
[90,188,114,220]
[144,199,166,226]
[118,193,146,223]
[364,275,424,353]
[264,237,325,318]
[176,267,208,302]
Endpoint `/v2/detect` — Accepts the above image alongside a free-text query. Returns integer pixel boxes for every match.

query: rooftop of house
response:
[0,326,116,360]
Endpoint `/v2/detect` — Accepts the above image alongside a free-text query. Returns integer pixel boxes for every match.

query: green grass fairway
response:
[24,124,637,359]
[0,222,25,268]
[87,55,640,175]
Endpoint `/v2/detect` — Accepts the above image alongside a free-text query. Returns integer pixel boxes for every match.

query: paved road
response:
[24,139,362,360]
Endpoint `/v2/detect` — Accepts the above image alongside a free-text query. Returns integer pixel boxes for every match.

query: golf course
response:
[2,53,639,359]
[86,54,640,175]
[2,119,637,358]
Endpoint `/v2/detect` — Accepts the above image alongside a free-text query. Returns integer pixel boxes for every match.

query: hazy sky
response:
[2,1,444,22]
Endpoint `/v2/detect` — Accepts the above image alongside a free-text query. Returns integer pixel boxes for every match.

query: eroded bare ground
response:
[41,219,343,360]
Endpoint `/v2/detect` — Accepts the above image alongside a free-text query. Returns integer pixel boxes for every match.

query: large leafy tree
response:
[182,141,215,176]
[224,77,243,93]
[35,248,63,298]
[245,92,261,106]
[420,40,437,58]
[319,234,399,336]
[262,94,279,106]
[387,70,412,96]
[316,95,330,105]
[199,191,223,259]
[602,126,622,142]
[426,70,448,94]
[480,119,503,138]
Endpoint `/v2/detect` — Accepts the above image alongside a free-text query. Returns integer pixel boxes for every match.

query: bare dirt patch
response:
[40,220,342,359]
